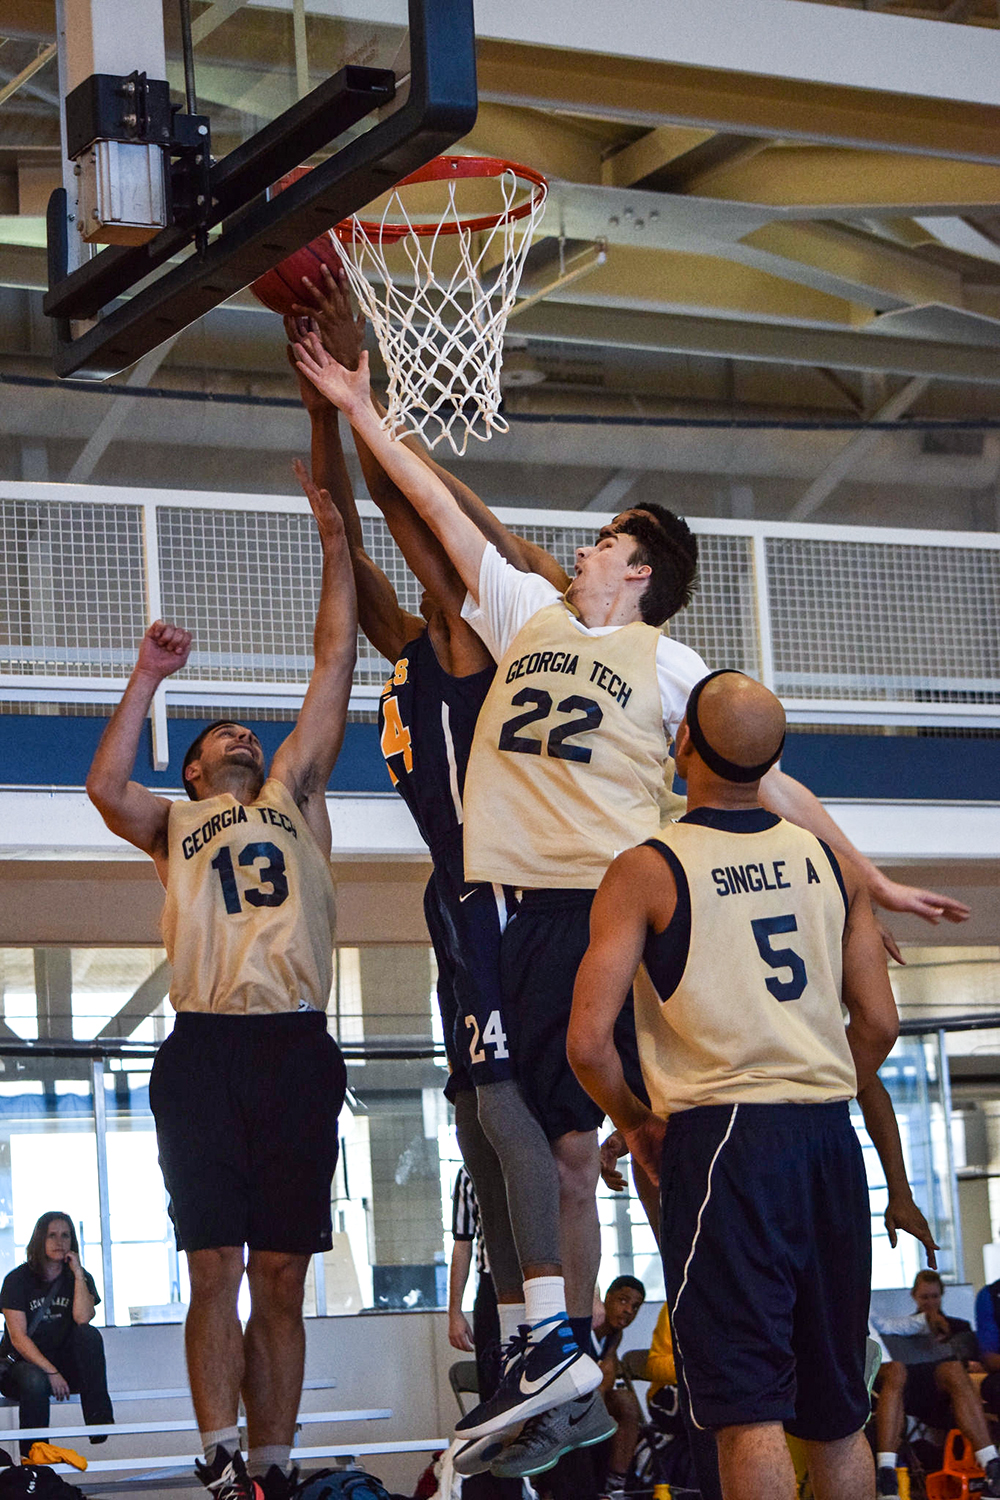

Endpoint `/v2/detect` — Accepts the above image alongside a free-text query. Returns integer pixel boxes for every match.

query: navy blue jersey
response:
[377,630,495,858]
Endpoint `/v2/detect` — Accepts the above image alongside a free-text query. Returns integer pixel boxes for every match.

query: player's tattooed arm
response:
[270,462,357,855]
[86,622,190,878]
[296,266,569,591]
[858,1075,938,1269]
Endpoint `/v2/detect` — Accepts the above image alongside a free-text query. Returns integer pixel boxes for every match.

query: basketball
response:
[249,167,343,316]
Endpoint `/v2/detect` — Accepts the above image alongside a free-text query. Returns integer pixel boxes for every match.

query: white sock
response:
[248,1446,291,1477]
[977,1445,998,1468]
[499,1302,526,1343]
[202,1427,241,1468]
[523,1275,566,1330]
[877,1453,897,1471]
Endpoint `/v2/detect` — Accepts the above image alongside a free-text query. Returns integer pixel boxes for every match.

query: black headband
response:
[685,669,785,783]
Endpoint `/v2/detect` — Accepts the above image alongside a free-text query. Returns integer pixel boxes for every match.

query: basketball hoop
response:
[334,156,548,456]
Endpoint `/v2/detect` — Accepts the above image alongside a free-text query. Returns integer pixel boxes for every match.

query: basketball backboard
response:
[44,0,477,380]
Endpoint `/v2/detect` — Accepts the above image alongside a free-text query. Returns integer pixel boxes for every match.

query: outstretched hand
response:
[293,263,365,371]
[284,316,329,416]
[292,457,345,547]
[294,330,370,419]
[870,872,971,927]
[136,621,192,682]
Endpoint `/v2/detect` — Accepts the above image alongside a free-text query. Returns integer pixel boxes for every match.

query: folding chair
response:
[448,1360,479,1418]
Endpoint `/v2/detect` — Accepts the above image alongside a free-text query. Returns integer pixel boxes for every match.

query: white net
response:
[336,163,547,457]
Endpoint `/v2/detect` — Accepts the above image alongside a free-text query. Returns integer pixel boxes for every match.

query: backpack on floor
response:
[293,1467,394,1500]
[0,1468,87,1500]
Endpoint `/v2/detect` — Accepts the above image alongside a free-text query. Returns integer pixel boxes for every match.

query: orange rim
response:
[334,155,548,245]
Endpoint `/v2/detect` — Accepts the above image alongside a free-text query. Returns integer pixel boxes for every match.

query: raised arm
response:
[268,461,357,856]
[568,847,671,1185]
[858,1075,939,1268]
[839,866,900,1093]
[297,267,570,592]
[286,323,422,663]
[759,766,970,956]
[294,337,490,600]
[86,621,191,875]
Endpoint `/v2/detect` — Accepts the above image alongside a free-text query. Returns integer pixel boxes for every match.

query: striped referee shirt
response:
[451,1165,489,1279]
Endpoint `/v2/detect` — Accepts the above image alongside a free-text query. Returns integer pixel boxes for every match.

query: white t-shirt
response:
[461,544,709,740]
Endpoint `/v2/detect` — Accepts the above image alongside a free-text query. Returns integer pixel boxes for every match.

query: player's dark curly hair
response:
[26,1211,79,1277]
[614,503,698,626]
[181,720,240,799]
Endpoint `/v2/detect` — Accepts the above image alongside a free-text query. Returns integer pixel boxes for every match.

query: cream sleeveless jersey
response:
[636,809,857,1111]
[161,777,336,1015]
[460,546,706,890]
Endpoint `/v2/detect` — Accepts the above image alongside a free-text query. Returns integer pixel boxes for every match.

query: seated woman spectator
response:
[871,1269,1000,1497]
[0,1211,114,1455]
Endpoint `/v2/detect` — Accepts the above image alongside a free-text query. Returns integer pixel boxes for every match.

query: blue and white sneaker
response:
[454,1318,601,1440]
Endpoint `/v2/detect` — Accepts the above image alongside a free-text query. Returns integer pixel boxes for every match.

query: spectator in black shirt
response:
[0,1211,114,1454]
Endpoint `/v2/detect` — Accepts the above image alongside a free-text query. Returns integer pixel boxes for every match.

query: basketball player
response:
[568,670,901,1500]
[286,289,618,1474]
[293,331,969,1460]
[86,465,356,1500]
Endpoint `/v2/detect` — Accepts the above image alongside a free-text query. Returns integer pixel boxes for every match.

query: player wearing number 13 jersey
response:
[86,462,355,1500]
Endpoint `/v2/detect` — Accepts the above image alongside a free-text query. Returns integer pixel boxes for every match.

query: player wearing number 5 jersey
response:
[569,671,900,1500]
[86,461,356,1500]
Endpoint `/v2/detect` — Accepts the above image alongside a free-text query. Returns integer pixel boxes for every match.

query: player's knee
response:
[553,1132,600,1200]
[879,1360,906,1392]
[187,1246,245,1303]
[247,1252,309,1316]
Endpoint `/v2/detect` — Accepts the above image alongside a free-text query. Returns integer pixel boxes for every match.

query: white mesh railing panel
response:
[157,507,325,683]
[1,489,998,724]
[671,534,760,677]
[767,538,1000,703]
[0,499,145,677]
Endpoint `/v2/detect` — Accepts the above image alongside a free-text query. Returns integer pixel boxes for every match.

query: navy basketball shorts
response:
[500,887,649,1140]
[660,1099,871,1442]
[425,843,517,1093]
[149,1010,346,1255]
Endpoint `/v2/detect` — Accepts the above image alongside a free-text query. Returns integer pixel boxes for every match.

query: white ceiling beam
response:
[512,301,1000,383]
[474,0,1000,107]
[788,375,931,521]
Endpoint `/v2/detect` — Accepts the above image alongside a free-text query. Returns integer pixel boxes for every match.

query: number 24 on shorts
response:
[465,1010,509,1064]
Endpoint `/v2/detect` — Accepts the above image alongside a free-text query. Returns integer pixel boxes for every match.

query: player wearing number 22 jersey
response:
[379,631,516,1095]
[462,543,708,1138]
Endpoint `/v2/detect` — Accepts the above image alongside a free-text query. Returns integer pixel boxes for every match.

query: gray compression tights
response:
[452,1087,523,1302]
[476,1078,562,1273]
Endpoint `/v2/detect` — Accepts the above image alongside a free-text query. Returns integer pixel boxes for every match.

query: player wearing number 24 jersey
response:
[378,629,517,1092]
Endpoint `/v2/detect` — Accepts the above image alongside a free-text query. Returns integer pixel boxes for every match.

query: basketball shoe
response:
[454,1316,602,1440]
[195,1447,264,1500]
[490,1392,617,1479]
